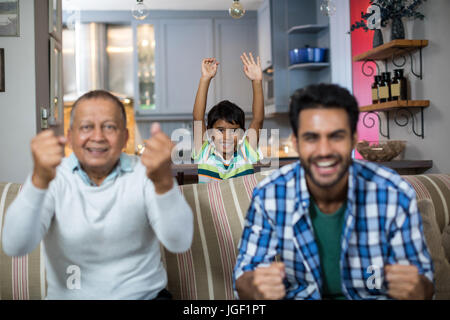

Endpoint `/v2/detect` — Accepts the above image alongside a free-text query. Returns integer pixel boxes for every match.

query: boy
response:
[192,52,264,183]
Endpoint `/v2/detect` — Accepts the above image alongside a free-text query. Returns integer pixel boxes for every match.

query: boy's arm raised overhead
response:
[193,58,219,155]
[241,52,264,151]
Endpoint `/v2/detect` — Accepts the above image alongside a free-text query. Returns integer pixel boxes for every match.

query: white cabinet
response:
[214,19,257,113]
[257,0,272,71]
[158,19,214,115]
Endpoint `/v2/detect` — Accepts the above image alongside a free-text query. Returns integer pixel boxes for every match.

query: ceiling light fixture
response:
[132,0,150,20]
[320,0,336,17]
[229,0,246,19]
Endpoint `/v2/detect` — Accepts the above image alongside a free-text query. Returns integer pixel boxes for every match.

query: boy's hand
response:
[241,52,262,81]
[201,58,219,80]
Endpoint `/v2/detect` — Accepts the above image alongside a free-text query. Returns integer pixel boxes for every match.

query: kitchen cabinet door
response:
[158,19,214,115]
[214,18,257,113]
[258,0,272,71]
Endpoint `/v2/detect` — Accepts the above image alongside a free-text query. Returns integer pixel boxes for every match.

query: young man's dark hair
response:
[289,83,360,136]
[207,100,245,130]
[70,90,127,128]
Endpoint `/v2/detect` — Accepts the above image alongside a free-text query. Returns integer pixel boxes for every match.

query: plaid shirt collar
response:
[292,160,357,225]
[290,161,360,293]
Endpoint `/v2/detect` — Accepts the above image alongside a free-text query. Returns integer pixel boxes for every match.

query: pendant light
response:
[132,0,150,20]
[229,0,246,19]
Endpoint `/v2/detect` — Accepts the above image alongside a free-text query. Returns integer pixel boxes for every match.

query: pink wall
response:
[350,0,379,157]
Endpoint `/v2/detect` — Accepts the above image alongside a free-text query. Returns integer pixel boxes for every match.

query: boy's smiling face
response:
[210,119,243,160]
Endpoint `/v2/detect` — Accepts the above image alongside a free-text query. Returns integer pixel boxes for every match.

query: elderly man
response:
[233,84,434,300]
[2,90,193,300]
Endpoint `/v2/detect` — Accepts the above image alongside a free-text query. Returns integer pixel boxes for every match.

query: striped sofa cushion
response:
[0,183,47,300]
[402,174,450,233]
[162,171,270,300]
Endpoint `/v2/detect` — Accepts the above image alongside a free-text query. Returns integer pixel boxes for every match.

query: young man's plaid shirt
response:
[233,160,434,299]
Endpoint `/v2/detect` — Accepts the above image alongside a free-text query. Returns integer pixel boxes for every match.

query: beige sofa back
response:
[1,172,449,300]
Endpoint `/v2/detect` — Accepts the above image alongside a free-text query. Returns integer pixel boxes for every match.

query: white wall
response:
[0,0,37,183]
[387,0,450,173]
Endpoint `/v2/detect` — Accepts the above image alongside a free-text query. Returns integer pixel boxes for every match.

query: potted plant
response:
[350,0,428,48]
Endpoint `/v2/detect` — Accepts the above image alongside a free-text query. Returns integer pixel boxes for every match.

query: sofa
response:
[1,169,449,300]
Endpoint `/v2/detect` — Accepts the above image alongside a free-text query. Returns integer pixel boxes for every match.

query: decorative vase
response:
[373,28,384,48]
[391,16,405,40]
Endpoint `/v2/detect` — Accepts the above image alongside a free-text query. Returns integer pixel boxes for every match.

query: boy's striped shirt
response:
[194,136,261,184]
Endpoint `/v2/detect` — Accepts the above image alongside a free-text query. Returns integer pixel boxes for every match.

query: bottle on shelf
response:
[371,75,382,104]
[391,69,408,101]
[379,72,392,103]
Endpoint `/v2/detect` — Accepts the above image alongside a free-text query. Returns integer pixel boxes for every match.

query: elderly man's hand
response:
[31,130,67,189]
[141,123,175,194]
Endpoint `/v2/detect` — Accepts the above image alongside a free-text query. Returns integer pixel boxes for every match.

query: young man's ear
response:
[290,133,299,155]
[352,132,358,150]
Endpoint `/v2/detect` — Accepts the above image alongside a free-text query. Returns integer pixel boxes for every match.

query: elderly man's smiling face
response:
[68,98,129,178]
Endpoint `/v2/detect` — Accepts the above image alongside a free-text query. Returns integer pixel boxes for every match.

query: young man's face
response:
[292,108,357,189]
[210,119,243,159]
[68,98,129,176]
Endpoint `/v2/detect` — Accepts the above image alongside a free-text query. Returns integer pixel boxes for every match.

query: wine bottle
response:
[391,69,407,101]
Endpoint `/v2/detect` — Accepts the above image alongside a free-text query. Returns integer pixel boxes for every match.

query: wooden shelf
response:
[376,160,432,174]
[288,62,330,70]
[287,24,328,34]
[353,39,428,62]
[360,100,430,112]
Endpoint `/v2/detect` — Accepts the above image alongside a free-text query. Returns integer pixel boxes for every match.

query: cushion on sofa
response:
[442,225,450,264]
[403,174,450,233]
[162,171,271,300]
[418,199,450,300]
[0,182,47,300]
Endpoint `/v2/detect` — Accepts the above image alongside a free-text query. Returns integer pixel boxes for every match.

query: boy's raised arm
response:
[241,52,264,149]
[193,58,219,154]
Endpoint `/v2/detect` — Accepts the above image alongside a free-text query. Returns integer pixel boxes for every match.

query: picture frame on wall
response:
[49,0,61,41]
[0,48,4,92]
[0,0,19,37]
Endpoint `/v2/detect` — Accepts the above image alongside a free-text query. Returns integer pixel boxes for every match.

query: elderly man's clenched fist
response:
[31,130,67,189]
[140,123,175,194]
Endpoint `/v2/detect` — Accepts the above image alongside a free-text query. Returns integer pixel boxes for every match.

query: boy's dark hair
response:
[207,100,245,129]
[289,83,359,137]
[70,90,127,128]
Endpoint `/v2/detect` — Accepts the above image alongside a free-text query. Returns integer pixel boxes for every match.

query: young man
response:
[2,90,193,299]
[233,83,434,300]
[192,52,264,183]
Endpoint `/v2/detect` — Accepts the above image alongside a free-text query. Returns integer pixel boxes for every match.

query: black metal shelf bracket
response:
[359,47,424,79]
[362,111,390,139]
[391,47,423,80]
[393,107,425,139]
[362,107,425,139]
[361,59,381,77]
